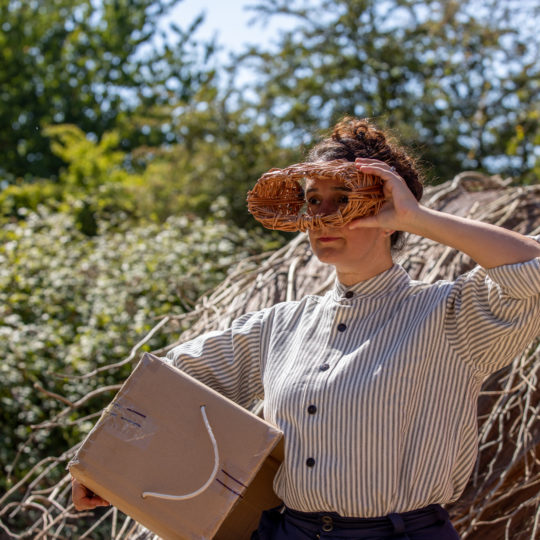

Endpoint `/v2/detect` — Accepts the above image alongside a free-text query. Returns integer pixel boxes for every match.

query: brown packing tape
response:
[69,353,283,540]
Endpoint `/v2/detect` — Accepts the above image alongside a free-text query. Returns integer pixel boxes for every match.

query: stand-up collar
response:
[332,264,411,301]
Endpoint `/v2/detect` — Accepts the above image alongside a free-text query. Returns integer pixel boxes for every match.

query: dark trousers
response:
[252,504,460,540]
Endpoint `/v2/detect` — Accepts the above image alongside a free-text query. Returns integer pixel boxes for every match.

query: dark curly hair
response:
[307,116,424,250]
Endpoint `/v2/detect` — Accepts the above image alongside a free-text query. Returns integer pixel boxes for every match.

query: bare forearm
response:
[406,207,540,269]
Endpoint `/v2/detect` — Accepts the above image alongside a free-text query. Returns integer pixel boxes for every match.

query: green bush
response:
[0,205,282,490]
[0,125,143,233]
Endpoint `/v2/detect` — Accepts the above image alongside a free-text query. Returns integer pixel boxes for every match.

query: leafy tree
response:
[0,112,298,232]
[0,124,144,233]
[136,90,303,228]
[240,0,540,183]
[0,0,216,183]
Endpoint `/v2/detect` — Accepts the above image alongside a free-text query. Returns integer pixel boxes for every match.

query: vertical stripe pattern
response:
[166,254,540,518]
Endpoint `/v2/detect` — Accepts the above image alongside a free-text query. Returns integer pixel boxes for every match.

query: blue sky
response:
[160,0,296,58]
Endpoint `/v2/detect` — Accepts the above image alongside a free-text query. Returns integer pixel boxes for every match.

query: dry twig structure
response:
[1,172,539,539]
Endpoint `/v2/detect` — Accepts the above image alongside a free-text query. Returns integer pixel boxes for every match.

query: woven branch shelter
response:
[1,172,539,540]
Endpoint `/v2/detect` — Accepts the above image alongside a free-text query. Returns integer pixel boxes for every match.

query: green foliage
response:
[45,125,128,189]
[0,117,298,232]
[0,0,216,182]
[242,0,540,183]
[0,182,65,219]
[132,92,303,228]
[505,109,540,185]
[0,206,282,490]
[0,124,142,234]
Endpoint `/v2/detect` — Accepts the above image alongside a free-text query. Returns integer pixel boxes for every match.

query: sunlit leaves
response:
[242,0,540,183]
[0,0,215,182]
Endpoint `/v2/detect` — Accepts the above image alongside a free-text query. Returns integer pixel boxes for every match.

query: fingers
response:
[354,158,398,180]
[348,200,394,230]
[354,157,393,167]
[355,158,415,205]
[347,215,379,230]
[72,477,110,511]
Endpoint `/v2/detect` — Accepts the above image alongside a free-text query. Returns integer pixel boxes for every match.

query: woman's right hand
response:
[71,476,110,510]
[350,158,421,233]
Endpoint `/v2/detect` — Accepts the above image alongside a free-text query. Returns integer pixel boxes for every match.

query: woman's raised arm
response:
[351,158,540,269]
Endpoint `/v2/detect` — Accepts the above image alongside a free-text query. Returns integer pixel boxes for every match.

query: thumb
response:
[348,215,380,229]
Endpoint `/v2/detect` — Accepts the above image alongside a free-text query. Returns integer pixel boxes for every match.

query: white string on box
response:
[141,405,219,501]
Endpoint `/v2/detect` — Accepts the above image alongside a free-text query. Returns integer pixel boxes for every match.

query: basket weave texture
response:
[247,160,385,231]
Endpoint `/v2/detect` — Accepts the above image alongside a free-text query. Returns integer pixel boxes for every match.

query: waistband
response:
[283,504,450,535]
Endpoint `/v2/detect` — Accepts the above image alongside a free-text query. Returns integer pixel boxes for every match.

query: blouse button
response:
[306,457,315,467]
[319,363,330,371]
[337,323,347,332]
[344,291,354,299]
[307,404,317,414]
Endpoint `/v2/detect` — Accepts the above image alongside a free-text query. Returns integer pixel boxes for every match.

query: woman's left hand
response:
[348,158,420,232]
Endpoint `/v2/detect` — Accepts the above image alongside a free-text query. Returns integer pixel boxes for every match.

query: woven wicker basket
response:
[247,160,384,232]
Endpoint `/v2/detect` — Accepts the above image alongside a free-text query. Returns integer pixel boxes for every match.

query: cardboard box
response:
[69,353,283,540]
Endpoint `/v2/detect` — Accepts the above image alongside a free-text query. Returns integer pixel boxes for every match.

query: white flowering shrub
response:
[0,206,281,489]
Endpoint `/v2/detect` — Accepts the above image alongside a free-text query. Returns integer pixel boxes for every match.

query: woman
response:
[73,118,540,539]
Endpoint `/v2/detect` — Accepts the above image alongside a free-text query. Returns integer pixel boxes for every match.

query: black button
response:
[344,291,354,299]
[307,404,317,414]
[337,323,347,332]
[319,363,330,371]
[306,457,315,467]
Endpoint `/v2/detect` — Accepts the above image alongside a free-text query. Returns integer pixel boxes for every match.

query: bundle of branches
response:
[1,173,539,540]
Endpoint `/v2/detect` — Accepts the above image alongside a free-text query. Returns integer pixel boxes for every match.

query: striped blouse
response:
[166,251,540,517]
